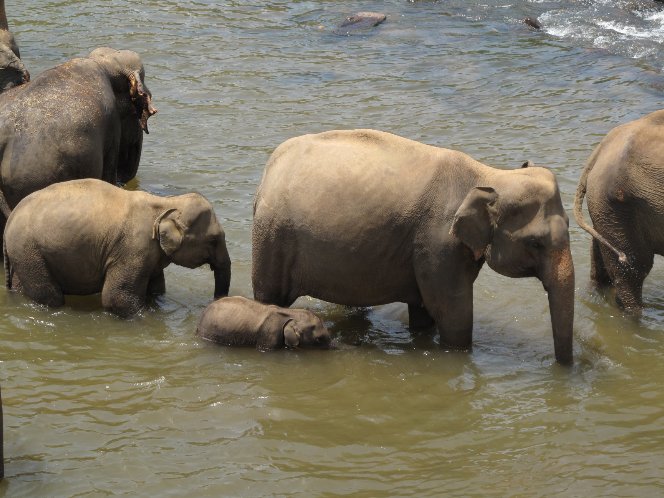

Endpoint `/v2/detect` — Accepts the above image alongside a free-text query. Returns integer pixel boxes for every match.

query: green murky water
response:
[1,1,664,495]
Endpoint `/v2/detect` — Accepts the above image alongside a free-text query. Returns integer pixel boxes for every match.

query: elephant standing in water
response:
[253,129,575,364]
[4,179,231,317]
[575,109,664,312]
[0,0,29,92]
[197,296,332,350]
[0,47,156,228]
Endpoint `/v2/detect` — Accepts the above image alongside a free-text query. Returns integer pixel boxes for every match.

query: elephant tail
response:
[573,144,627,264]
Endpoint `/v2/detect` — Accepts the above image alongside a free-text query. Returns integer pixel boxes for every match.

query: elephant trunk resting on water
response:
[574,109,664,312]
[252,129,574,364]
[196,296,332,350]
[4,179,231,317]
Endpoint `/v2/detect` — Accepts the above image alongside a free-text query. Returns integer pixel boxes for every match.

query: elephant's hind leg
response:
[14,258,64,307]
[590,239,611,287]
[600,243,652,312]
[102,267,148,317]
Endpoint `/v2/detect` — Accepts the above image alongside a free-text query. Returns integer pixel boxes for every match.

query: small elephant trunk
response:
[212,243,231,299]
[541,246,575,365]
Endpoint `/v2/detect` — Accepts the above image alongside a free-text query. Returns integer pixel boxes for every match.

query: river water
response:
[1,0,664,496]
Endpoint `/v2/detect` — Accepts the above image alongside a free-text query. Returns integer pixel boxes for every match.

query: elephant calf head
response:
[282,311,332,349]
[152,194,231,299]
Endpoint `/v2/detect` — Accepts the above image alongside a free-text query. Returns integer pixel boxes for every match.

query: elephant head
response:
[282,310,332,349]
[451,166,574,365]
[152,194,231,299]
[88,47,157,183]
[0,0,28,92]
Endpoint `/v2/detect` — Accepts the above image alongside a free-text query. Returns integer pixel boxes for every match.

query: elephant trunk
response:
[541,245,575,365]
[212,242,231,299]
[0,1,7,31]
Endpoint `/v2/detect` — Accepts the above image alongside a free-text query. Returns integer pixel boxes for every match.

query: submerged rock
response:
[524,17,542,30]
[334,12,387,36]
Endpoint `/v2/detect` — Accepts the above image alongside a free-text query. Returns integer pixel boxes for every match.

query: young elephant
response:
[575,109,664,311]
[4,179,231,317]
[253,129,575,364]
[196,296,332,350]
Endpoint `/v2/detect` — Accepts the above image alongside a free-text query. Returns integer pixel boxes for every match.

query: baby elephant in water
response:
[4,179,231,317]
[196,296,332,350]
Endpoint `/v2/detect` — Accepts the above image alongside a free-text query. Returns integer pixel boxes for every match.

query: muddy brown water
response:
[1,1,664,496]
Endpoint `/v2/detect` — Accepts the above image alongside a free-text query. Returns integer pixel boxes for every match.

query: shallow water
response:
[2,0,664,496]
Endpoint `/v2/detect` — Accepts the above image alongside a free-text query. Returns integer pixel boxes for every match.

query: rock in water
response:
[524,17,542,30]
[334,12,387,36]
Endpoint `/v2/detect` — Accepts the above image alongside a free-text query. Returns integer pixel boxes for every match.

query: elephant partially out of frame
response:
[575,109,664,312]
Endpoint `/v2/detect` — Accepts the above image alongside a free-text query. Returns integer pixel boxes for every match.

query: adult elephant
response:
[4,179,231,317]
[0,0,29,92]
[574,109,664,312]
[0,46,156,225]
[252,129,575,365]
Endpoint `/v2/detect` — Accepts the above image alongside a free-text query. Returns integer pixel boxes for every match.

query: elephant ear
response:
[450,187,498,260]
[127,70,157,134]
[152,208,184,256]
[283,320,300,348]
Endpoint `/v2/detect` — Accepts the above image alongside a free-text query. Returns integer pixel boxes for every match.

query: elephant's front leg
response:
[101,266,149,317]
[415,249,481,350]
[147,270,166,296]
[426,288,474,349]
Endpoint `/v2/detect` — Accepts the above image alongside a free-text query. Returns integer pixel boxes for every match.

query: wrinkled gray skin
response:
[0,0,29,92]
[253,129,574,364]
[4,179,231,317]
[575,109,664,312]
[196,296,332,350]
[0,47,156,229]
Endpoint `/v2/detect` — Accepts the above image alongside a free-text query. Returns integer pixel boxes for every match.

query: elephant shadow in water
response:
[323,303,439,352]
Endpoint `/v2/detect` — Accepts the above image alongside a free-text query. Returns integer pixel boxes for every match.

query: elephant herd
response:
[1,0,664,481]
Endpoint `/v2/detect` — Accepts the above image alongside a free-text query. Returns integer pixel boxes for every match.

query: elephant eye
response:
[527,238,544,250]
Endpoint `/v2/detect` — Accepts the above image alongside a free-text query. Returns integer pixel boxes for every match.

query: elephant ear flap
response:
[153,208,184,256]
[450,187,498,260]
[128,70,157,134]
[283,320,300,348]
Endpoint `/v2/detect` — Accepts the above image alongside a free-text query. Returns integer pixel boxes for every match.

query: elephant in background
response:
[253,129,575,364]
[196,296,332,350]
[0,46,156,227]
[4,179,231,317]
[575,109,664,312]
[0,0,28,92]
